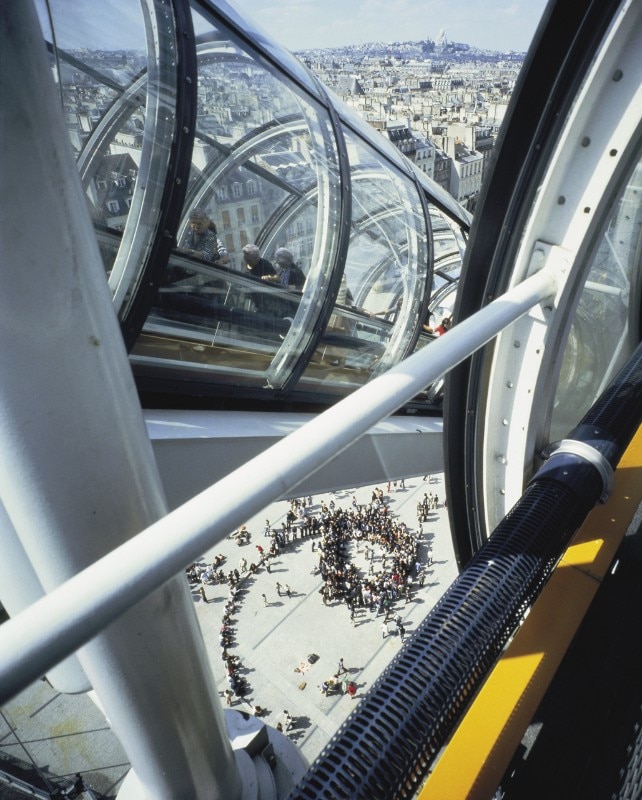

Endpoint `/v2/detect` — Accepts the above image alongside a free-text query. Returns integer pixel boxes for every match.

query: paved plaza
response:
[194,472,458,766]
[0,474,458,796]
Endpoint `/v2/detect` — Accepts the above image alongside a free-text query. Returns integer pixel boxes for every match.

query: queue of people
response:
[177,207,307,292]
[172,208,456,366]
[241,243,276,279]
[422,314,452,335]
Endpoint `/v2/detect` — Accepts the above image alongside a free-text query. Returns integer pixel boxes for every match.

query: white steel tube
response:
[0,5,241,799]
[0,501,90,694]
[0,267,557,702]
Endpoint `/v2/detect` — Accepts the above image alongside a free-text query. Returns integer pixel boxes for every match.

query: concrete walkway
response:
[0,475,458,796]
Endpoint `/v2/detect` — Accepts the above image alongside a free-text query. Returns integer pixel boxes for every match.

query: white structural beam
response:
[147,411,445,509]
[0,501,90,693]
[0,5,240,799]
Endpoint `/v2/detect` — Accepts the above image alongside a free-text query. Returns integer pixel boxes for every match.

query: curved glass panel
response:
[424,206,465,332]
[37,0,470,408]
[415,166,474,229]
[295,131,430,395]
[410,219,461,409]
[336,101,471,231]
[550,153,642,440]
[430,207,467,278]
[131,5,342,390]
[38,0,179,314]
[447,0,642,555]
[338,105,411,177]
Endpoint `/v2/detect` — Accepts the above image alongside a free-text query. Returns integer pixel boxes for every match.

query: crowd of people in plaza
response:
[309,490,425,621]
[186,552,227,587]
[186,482,441,721]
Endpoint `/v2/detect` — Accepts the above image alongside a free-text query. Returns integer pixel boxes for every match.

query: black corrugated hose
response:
[287,342,642,800]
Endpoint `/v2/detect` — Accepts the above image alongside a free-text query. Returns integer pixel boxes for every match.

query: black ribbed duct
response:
[288,343,642,800]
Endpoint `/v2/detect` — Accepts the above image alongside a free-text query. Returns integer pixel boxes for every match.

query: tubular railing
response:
[0,268,556,703]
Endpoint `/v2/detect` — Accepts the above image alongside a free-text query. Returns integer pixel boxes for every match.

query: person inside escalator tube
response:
[242,243,276,279]
[434,316,452,335]
[262,247,306,290]
[181,208,229,266]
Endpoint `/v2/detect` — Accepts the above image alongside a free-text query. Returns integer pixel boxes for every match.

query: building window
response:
[107,200,119,213]
[246,180,257,197]
[237,207,246,225]
[251,205,259,224]
[232,182,243,199]
[222,210,231,229]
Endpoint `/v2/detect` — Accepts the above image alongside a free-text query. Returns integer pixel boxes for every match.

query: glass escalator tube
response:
[445,0,642,566]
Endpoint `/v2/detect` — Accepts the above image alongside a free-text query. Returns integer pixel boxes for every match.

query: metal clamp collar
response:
[544,438,614,503]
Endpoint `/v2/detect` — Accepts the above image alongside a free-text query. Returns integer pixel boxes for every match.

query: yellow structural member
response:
[420,425,642,799]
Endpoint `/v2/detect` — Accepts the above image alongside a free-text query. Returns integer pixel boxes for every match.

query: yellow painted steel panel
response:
[419,425,642,799]
[563,453,642,578]
[421,565,598,798]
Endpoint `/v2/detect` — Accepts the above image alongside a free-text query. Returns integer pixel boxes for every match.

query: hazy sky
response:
[39,0,550,55]
[234,0,550,53]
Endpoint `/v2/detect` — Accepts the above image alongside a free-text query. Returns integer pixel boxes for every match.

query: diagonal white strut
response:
[0,266,557,703]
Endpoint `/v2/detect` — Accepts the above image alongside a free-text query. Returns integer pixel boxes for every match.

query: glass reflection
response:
[133,8,342,389]
[38,0,178,314]
[550,154,642,439]
[136,257,303,387]
[430,207,466,277]
[297,130,430,393]
[36,0,469,408]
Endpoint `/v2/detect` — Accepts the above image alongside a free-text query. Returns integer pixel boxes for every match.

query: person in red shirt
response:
[435,317,452,335]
